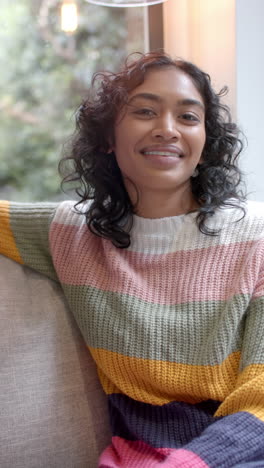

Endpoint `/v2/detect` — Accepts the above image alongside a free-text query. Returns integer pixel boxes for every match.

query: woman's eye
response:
[134,108,155,117]
[181,113,200,122]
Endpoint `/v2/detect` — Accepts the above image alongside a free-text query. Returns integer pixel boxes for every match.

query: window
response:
[0,0,151,200]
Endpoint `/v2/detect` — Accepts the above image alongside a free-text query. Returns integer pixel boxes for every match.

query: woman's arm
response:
[166,245,264,467]
[0,200,59,281]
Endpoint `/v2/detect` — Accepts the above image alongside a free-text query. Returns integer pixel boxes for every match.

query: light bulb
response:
[61,1,78,32]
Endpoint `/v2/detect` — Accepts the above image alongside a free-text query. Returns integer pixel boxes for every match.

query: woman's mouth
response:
[140,148,184,168]
[142,150,183,157]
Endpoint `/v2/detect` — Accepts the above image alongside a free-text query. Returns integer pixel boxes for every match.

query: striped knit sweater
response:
[1,199,264,467]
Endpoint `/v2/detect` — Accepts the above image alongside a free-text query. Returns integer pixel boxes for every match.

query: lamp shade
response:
[85,0,168,7]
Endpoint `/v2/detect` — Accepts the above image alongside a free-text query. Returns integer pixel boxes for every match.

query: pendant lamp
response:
[85,0,168,7]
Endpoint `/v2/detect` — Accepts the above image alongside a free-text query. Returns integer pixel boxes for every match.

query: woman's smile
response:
[140,144,184,168]
[141,146,183,169]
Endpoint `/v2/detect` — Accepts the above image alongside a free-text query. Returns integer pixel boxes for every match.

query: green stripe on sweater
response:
[10,203,58,281]
[62,283,253,366]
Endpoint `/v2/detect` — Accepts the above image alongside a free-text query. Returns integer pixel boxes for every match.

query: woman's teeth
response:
[143,151,182,157]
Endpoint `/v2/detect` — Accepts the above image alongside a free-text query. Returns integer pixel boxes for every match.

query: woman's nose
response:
[151,114,180,140]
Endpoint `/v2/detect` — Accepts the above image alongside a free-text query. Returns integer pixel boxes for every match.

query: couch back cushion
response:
[0,256,111,468]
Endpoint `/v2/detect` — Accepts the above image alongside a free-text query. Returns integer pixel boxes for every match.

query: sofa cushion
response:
[0,256,111,468]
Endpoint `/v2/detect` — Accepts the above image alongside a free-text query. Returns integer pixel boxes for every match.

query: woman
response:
[1,52,264,467]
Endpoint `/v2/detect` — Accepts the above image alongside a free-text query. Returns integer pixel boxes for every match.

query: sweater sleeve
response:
[167,242,264,468]
[0,200,59,281]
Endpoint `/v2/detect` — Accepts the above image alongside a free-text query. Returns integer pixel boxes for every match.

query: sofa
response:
[0,255,111,468]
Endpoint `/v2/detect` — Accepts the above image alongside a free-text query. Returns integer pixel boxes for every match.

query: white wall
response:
[163,0,264,201]
[163,0,236,114]
[236,0,264,201]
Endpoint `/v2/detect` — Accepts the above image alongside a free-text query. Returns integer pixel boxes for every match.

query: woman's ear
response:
[199,152,204,164]
[191,166,199,178]
[106,136,114,154]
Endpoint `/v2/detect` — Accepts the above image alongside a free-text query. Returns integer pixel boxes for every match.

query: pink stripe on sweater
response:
[50,223,262,305]
[99,437,209,468]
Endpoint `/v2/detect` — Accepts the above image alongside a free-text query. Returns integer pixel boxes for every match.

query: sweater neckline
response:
[131,211,197,236]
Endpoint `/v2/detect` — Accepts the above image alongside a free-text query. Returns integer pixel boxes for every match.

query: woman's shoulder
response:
[53,199,91,228]
[212,200,264,222]
[212,199,264,242]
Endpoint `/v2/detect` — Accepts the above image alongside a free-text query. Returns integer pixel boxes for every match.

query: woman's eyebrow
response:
[178,98,205,111]
[128,93,161,104]
[128,93,205,111]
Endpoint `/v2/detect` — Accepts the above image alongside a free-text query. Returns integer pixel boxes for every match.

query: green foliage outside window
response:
[0,0,144,200]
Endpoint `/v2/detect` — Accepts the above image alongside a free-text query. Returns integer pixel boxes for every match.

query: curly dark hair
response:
[60,51,245,248]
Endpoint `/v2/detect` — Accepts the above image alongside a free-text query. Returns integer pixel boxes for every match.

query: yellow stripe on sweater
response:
[0,201,23,264]
[215,363,264,421]
[89,346,240,406]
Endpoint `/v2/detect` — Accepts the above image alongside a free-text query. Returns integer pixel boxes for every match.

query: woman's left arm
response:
[168,249,264,468]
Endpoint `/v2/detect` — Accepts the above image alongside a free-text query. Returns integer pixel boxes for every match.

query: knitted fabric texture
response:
[1,199,264,467]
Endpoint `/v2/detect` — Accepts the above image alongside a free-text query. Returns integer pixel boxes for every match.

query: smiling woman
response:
[112,67,206,218]
[61,51,245,247]
[2,51,264,468]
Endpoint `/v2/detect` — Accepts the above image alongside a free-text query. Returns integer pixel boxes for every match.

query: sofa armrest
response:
[0,256,111,468]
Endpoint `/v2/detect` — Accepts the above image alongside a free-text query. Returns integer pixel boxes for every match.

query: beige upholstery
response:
[0,256,111,468]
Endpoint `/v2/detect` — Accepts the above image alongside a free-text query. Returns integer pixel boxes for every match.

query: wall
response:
[163,0,236,113]
[236,0,264,201]
[163,0,264,201]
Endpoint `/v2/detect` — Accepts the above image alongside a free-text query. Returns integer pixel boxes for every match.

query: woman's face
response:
[113,66,206,205]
